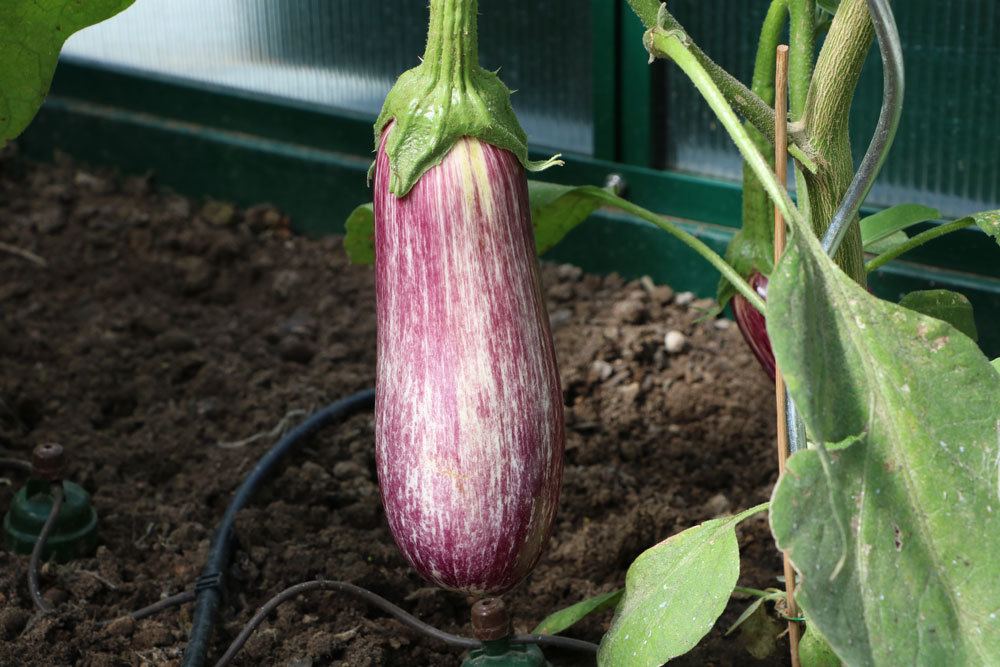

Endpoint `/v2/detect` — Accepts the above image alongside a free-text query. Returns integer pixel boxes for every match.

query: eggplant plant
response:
[352,0,1000,664]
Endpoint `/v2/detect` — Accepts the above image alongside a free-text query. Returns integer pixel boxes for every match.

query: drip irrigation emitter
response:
[3,443,98,564]
[463,598,548,667]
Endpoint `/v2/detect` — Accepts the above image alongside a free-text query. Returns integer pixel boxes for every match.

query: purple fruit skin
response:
[373,128,565,595]
[732,272,776,381]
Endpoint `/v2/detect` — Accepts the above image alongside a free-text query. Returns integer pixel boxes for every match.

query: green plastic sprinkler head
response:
[3,443,98,562]
[461,598,549,667]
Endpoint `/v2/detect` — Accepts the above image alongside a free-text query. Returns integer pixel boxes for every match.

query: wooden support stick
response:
[773,43,801,667]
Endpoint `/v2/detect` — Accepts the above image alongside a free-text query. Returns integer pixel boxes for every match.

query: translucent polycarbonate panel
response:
[63,1,593,154]
[662,1,1000,218]
[663,2,770,184]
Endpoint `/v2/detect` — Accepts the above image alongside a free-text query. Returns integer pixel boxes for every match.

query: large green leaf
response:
[1,0,135,143]
[767,211,1000,665]
[598,503,768,666]
[342,181,604,265]
[899,289,978,342]
[532,588,623,636]
[860,203,939,248]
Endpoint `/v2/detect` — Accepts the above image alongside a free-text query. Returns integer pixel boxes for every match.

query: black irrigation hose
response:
[820,0,904,257]
[182,388,377,667]
[28,483,64,614]
[214,579,600,667]
[0,457,32,473]
[96,590,198,628]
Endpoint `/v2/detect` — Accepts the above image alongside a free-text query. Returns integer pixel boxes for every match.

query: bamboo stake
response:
[773,44,801,667]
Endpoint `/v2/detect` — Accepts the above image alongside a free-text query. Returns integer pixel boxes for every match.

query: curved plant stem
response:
[583,187,766,313]
[644,29,805,234]
[865,218,974,273]
[822,0,904,257]
[752,1,789,108]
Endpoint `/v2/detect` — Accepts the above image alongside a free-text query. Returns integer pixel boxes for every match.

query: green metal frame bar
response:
[18,59,1000,356]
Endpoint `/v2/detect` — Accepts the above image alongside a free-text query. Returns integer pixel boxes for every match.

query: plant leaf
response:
[598,503,768,666]
[532,589,623,636]
[766,212,1000,666]
[993,358,1000,374]
[860,203,939,248]
[1,0,136,143]
[342,181,605,265]
[863,230,908,255]
[899,289,978,342]
[527,181,605,255]
[344,203,375,265]
[969,209,1000,246]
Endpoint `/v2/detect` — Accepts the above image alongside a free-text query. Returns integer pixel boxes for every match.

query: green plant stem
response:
[787,0,815,120]
[787,0,815,225]
[583,187,766,313]
[740,0,789,275]
[751,0,789,107]
[865,218,975,273]
[423,0,478,82]
[800,0,874,283]
[626,0,817,173]
[645,30,805,234]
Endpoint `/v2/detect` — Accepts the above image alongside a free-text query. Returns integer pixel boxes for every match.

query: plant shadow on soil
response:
[0,151,788,666]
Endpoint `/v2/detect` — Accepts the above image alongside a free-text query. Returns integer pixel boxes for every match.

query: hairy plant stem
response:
[801,0,874,283]
[787,0,815,120]
[741,0,789,270]
[626,0,817,172]
[787,0,815,226]
[644,30,804,235]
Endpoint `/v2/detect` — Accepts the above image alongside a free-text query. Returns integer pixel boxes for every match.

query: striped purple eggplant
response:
[732,272,776,380]
[373,126,565,595]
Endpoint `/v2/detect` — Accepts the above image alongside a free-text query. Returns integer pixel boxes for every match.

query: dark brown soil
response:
[0,151,788,666]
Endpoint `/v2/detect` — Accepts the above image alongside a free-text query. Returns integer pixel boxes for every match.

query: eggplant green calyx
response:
[373,0,561,197]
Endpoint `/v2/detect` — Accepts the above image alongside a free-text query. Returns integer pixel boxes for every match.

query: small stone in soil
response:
[714,318,732,330]
[589,359,614,382]
[612,298,647,324]
[675,291,695,306]
[665,330,687,353]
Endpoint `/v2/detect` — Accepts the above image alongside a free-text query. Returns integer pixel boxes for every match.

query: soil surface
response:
[0,151,788,666]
